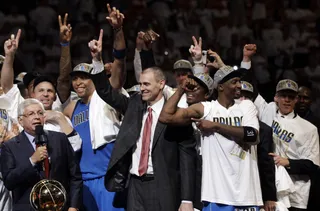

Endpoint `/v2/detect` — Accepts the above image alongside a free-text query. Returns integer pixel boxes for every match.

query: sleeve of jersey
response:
[299,127,320,166]
[200,101,212,120]
[5,84,25,120]
[239,100,259,131]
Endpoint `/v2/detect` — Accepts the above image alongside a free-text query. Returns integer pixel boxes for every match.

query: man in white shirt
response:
[159,65,263,211]
[253,79,320,210]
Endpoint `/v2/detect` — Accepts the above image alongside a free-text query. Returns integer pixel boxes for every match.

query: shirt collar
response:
[277,110,296,119]
[148,97,165,116]
[24,131,35,143]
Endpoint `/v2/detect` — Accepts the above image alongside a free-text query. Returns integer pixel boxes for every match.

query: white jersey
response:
[254,94,320,209]
[200,100,263,206]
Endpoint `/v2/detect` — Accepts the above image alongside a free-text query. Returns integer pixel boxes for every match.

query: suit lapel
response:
[152,121,166,150]
[18,132,35,156]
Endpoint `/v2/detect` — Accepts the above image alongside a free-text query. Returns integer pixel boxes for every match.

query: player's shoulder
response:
[296,115,318,133]
[237,99,256,109]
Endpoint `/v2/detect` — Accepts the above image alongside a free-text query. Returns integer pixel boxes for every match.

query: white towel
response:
[89,89,129,149]
[275,165,295,208]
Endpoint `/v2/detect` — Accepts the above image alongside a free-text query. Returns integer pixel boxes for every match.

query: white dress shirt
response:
[130,97,165,176]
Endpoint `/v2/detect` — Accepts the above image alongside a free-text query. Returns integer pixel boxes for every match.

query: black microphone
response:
[35,125,50,178]
[35,125,47,146]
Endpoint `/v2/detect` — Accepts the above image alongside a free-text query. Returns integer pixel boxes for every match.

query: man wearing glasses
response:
[0,98,82,211]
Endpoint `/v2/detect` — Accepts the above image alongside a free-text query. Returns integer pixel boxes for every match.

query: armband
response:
[243,126,258,143]
[67,129,78,137]
[113,49,126,60]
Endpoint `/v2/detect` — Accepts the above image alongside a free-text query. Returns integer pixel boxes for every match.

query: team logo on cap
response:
[276,79,298,92]
[73,63,93,73]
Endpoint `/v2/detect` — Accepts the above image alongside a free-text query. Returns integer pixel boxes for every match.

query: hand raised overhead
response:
[88,29,104,61]
[106,4,125,29]
[4,29,21,56]
[58,13,72,43]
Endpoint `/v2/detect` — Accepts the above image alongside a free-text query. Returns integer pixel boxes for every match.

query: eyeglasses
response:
[21,111,45,118]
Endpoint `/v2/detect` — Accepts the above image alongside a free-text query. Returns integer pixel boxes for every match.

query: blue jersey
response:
[71,101,114,180]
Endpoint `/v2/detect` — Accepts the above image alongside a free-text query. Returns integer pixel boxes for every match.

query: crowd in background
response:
[0,0,320,105]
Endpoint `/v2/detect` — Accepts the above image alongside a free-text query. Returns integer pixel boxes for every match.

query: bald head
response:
[296,86,312,114]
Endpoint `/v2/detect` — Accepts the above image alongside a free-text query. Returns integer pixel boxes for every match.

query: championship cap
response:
[188,73,214,96]
[241,81,254,93]
[213,65,242,89]
[276,79,298,93]
[173,60,193,71]
[70,63,93,76]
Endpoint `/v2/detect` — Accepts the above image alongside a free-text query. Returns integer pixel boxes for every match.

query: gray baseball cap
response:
[173,59,193,71]
[189,73,214,96]
[213,65,242,89]
[276,79,298,93]
[70,63,93,76]
[241,81,254,93]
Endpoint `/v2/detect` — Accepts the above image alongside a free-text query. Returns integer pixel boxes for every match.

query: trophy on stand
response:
[29,126,67,211]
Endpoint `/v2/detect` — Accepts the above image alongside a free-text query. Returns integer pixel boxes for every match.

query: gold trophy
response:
[29,179,67,211]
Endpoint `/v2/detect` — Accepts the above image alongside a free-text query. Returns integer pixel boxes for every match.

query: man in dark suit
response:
[90,66,196,211]
[0,98,82,211]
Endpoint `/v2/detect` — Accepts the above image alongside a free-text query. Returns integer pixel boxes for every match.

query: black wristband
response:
[67,129,78,137]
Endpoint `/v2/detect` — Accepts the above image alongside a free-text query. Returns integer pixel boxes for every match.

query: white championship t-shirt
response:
[254,95,320,209]
[200,100,263,206]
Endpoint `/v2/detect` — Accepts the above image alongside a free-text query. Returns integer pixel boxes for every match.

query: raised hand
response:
[4,29,21,57]
[189,36,202,62]
[58,13,72,44]
[88,29,103,61]
[243,44,257,59]
[136,30,160,51]
[106,4,125,29]
[207,50,225,69]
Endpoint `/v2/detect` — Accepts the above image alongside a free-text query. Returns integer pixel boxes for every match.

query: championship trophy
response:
[30,179,67,211]
[29,125,67,211]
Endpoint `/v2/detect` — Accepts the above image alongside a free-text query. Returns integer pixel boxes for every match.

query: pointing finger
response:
[64,13,68,25]
[107,4,112,14]
[98,29,103,43]
[15,29,21,42]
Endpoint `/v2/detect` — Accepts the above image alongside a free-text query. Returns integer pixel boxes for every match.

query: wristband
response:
[113,26,123,33]
[67,129,78,137]
[113,49,126,60]
[60,42,70,47]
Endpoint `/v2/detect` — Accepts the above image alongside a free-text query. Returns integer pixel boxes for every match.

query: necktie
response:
[138,107,153,176]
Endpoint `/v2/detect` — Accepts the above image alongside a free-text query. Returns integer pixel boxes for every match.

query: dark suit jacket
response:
[287,159,320,211]
[0,130,82,211]
[257,121,277,202]
[91,71,196,210]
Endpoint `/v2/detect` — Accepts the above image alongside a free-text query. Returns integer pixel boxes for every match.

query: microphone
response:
[35,125,50,178]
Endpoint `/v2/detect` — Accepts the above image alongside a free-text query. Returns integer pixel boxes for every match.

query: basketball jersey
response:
[72,101,114,180]
[255,95,320,209]
[200,100,263,206]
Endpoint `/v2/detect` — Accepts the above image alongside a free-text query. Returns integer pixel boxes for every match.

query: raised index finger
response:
[98,29,103,43]
[107,4,112,14]
[15,29,21,42]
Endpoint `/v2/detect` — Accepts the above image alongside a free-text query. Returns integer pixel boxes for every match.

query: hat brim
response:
[188,75,210,93]
[219,70,243,85]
